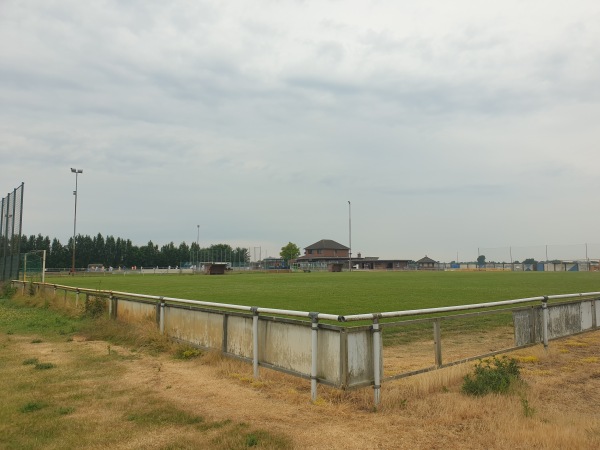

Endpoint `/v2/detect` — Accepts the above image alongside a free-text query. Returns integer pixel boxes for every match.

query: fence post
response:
[542,296,549,350]
[433,319,442,367]
[251,307,259,379]
[309,312,319,402]
[159,301,166,335]
[372,316,382,406]
[75,289,80,307]
[109,294,117,319]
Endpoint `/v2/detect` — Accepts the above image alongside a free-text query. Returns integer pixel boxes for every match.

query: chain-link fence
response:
[0,183,24,282]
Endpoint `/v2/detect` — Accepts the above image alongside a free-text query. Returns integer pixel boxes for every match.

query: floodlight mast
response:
[348,200,352,272]
[71,168,83,275]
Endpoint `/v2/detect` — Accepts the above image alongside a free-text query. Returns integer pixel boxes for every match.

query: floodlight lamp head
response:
[71,168,76,173]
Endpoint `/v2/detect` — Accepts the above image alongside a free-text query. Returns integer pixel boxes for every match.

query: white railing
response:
[11,280,600,405]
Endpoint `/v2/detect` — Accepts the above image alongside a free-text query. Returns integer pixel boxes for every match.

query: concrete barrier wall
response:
[116,299,156,322]
[513,299,598,346]
[108,298,374,388]
[166,307,225,350]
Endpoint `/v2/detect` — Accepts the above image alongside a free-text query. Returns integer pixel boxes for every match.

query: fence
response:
[0,183,24,282]
[11,280,600,405]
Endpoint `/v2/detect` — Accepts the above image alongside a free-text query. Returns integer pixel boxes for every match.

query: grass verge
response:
[0,294,291,449]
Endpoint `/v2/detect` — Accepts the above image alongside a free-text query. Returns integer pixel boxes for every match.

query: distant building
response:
[295,239,354,269]
[295,239,413,271]
[416,256,438,270]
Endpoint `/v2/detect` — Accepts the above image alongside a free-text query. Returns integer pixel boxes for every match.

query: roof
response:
[304,239,349,251]
[416,256,437,264]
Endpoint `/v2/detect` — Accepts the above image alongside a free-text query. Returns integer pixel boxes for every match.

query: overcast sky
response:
[3,1,600,262]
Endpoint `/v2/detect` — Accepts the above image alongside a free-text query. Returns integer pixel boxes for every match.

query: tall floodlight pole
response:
[71,168,83,275]
[196,225,200,268]
[348,201,352,272]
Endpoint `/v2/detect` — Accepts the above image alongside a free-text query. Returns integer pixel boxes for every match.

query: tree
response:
[477,255,486,267]
[280,242,301,263]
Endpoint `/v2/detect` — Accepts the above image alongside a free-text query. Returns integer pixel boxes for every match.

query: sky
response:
[2,0,600,263]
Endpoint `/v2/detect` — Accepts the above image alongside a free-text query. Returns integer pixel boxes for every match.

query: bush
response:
[462,356,521,396]
[84,296,106,317]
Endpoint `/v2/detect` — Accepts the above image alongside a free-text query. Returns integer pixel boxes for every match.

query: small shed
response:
[328,263,344,272]
[203,263,228,275]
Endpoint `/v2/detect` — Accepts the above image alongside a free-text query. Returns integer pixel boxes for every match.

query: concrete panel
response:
[513,309,539,346]
[117,299,156,323]
[259,321,312,374]
[255,321,342,385]
[346,329,381,388]
[581,301,593,330]
[548,303,582,339]
[317,329,342,384]
[165,308,224,349]
[225,315,253,358]
[596,300,600,327]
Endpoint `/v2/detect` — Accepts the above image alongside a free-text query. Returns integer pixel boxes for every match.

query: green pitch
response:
[45,271,600,316]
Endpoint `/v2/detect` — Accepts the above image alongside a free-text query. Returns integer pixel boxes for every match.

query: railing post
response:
[75,289,80,307]
[372,316,382,406]
[309,312,319,402]
[433,319,442,367]
[251,307,259,379]
[542,296,549,350]
[109,294,117,319]
[159,300,166,335]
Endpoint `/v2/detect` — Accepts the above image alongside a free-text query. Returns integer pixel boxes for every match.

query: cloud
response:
[3,0,600,262]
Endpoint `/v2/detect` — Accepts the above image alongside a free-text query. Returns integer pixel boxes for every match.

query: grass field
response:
[44,271,600,316]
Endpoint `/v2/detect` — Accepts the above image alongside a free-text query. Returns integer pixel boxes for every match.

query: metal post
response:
[159,302,166,335]
[310,312,319,402]
[252,307,259,379]
[75,289,80,307]
[542,296,549,350]
[348,201,352,271]
[41,250,46,284]
[433,319,442,367]
[70,168,83,275]
[372,317,382,406]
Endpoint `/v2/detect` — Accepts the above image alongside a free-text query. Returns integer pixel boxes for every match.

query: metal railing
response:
[11,280,600,405]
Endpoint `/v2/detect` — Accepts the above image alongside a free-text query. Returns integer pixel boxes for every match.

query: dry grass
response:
[2,291,600,449]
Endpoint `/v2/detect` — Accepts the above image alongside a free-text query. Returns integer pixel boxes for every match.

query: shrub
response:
[84,296,106,317]
[462,356,521,396]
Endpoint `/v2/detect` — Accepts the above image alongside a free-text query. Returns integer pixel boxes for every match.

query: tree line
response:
[19,233,250,269]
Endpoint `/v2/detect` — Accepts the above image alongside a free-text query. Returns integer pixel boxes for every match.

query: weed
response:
[174,345,202,360]
[1,282,17,299]
[34,362,56,370]
[20,401,47,413]
[84,296,105,317]
[58,406,75,415]
[246,433,259,447]
[462,356,521,396]
[23,358,39,365]
[521,396,535,417]
[31,338,42,343]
